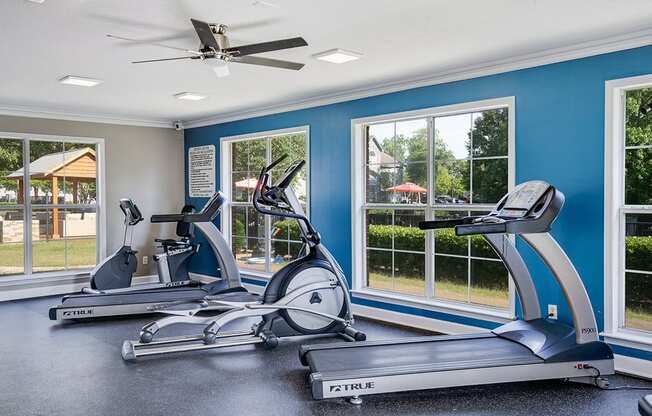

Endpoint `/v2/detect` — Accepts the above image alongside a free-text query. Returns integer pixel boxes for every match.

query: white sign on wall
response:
[188,145,216,197]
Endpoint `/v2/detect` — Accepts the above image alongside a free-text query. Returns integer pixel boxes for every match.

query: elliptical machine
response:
[87,199,143,291]
[122,156,365,360]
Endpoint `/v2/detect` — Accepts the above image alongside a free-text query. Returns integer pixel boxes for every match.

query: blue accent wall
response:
[185,45,652,357]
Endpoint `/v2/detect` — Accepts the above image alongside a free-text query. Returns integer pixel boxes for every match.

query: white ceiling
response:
[2,0,652,126]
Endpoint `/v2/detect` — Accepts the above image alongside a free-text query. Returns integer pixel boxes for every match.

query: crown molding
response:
[0,104,173,129]
[184,27,652,129]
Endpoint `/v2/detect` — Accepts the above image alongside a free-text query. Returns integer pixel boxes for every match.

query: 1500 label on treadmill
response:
[329,381,375,393]
[581,327,597,334]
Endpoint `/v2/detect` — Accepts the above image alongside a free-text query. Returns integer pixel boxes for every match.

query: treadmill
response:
[300,181,614,403]
[49,192,244,320]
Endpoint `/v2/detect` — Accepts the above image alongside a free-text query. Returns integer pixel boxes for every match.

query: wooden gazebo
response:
[9,147,96,239]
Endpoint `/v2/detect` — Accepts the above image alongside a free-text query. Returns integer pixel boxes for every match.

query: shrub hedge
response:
[262,221,652,295]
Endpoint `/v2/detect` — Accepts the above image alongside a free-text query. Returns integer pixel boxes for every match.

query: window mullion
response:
[24,138,32,277]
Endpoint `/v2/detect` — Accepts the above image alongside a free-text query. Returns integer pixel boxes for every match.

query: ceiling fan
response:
[107,18,308,78]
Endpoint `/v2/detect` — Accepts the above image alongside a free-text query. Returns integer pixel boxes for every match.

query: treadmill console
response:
[495,181,553,219]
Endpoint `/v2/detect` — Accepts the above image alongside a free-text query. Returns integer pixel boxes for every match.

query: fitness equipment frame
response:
[299,181,614,404]
[121,156,365,360]
[49,192,242,320]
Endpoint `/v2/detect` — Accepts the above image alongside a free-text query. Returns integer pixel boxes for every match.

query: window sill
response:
[351,288,514,324]
[602,330,652,353]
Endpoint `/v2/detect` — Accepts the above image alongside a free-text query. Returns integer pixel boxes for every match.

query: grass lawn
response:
[0,238,96,275]
[625,308,652,332]
[369,272,509,309]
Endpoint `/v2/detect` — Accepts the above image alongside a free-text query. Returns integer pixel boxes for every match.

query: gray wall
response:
[0,115,184,276]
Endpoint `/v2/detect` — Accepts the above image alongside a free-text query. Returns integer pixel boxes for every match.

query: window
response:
[221,127,308,275]
[0,133,103,279]
[605,76,652,340]
[354,98,514,316]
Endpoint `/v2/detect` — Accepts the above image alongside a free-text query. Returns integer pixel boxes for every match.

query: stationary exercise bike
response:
[152,204,200,284]
[87,199,143,291]
[122,156,365,360]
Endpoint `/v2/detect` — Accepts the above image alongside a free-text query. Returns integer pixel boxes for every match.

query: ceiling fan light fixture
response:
[205,59,231,78]
[59,75,103,87]
[313,48,362,64]
[174,92,207,101]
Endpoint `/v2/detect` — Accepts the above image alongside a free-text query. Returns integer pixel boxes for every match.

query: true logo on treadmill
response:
[63,309,94,317]
[329,381,375,393]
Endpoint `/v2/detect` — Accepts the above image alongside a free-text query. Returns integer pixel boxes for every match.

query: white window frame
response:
[0,131,106,282]
[351,97,516,322]
[604,74,652,350]
[220,126,310,279]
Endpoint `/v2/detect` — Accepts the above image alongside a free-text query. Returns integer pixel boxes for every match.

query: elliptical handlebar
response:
[253,156,318,240]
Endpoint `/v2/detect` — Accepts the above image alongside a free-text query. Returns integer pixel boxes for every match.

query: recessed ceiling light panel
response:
[25,0,46,3]
[59,75,103,87]
[313,48,362,64]
[174,92,207,101]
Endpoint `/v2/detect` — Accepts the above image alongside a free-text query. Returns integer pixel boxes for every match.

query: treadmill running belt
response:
[304,335,542,377]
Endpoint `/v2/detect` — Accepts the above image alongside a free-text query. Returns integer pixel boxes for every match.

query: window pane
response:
[270,240,303,272]
[393,251,425,296]
[232,171,257,203]
[471,108,508,158]
[0,209,24,276]
[231,139,266,172]
[231,206,247,236]
[625,148,652,205]
[30,141,64,204]
[625,213,652,272]
[367,249,392,291]
[62,143,97,204]
[470,259,509,308]
[434,159,470,204]
[434,254,468,303]
[390,163,427,204]
[64,207,96,269]
[271,215,302,242]
[394,209,425,251]
[472,158,508,203]
[434,113,471,160]
[0,138,24,205]
[366,209,392,249]
[625,272,652,332]
[394,119,428,164]
[367,123,395,165]
[233,237,266,272]
[366,164,399,203]
[271,133,307,172]
[625,87,652,147]
[434,210,467,255]
[32,208,66,273]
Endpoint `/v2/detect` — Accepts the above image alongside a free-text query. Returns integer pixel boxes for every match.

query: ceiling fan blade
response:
[132,56,196,64]
[233,56,304,70]
[224,37,308,57]
[190,18,221,51]
[107,34,201,55]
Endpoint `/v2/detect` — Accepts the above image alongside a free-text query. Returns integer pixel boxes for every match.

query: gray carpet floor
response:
[1,295,651,416]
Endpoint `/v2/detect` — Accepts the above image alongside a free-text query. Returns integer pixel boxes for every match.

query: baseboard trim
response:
[614,354,652,380]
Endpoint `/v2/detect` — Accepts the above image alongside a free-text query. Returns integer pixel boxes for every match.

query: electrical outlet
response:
[142,255,148,265]
[548,304,558,320]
